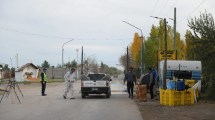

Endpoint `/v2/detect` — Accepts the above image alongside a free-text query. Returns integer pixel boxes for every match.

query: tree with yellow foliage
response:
[130,32,141,68]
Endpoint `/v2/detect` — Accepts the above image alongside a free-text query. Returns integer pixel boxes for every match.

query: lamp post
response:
[122,21,144,74]
[62,40,73,68]
[76,48,79,79]
[150,16,167,89]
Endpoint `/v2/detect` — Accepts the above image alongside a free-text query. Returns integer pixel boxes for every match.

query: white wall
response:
[15,71,23,82]
[0,71,2,79]
[22,66,38,78]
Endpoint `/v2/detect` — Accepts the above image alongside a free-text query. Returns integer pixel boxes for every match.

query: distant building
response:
[15,63,39,81]
[0,62,4,79]
[0,62,7,79]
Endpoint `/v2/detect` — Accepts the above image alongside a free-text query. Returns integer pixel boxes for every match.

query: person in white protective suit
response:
[63,67,76,99]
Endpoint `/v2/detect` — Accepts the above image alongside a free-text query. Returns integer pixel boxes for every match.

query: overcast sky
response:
[0,0,214,69]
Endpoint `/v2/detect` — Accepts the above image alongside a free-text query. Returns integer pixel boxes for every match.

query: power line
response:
[163,0,178,17]
[0,27,133,41]
[178,0,207,24]
[148,0,160,27]
[0,27,73,39]
[0,27,134,41]
[150,0,159,16]
[158,0,169,16]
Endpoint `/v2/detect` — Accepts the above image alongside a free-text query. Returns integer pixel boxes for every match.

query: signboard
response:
[158,50,177,61]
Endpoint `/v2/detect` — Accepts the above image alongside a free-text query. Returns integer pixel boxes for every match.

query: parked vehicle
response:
[81,73,112,98]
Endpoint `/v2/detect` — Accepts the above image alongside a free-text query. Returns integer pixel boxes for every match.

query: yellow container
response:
[159,89,195,106]
[185,79,196,88]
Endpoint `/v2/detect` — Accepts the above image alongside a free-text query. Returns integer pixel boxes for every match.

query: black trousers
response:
[149,83,155,99]
[41,81,46,95]
[127,82,134,97]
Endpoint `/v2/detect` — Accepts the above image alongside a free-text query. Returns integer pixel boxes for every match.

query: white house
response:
[0,63,3,79]
[15,63,39,81]
[0,62,6,79]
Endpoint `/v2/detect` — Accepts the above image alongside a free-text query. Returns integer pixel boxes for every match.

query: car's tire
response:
[106,93,110,98]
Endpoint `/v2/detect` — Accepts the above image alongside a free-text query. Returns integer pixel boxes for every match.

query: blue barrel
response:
[177,80,185,91]
[167,81,176,90]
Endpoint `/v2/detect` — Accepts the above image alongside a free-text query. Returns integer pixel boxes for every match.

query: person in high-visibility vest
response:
[40,68,47,96]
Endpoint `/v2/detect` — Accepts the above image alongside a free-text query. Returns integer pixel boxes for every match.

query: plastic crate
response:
[185,79,196,88]
[160,89,194,106]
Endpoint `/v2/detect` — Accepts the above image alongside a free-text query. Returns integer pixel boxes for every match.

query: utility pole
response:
[10,58,13,68]
[150,16,168,89]
[163,18,167,90]
[81,46,83,75]
[76,48,79,79]
[127,46,129,72]
[173,7,176,50]
[16,53,18,68]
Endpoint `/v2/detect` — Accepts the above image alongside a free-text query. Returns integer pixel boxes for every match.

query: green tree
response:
[108,67,117,75]
[65,59,77,68]
[188,11,215,100]
[100,62,109,73]
[41,60,50,68]
[185,30,194,60]
[71,60,77,68]
[56,64,62,68]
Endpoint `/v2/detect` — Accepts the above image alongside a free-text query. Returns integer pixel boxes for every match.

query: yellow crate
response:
[159,89,195,106]
[185,79,196,88]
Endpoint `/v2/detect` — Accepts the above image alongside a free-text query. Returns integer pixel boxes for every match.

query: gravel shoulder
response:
[135,95,215,120]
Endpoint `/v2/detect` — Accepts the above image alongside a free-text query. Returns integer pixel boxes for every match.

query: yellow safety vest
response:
[41,72,47,82]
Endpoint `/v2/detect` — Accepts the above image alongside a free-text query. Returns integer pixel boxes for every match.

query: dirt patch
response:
[135,99,215,120]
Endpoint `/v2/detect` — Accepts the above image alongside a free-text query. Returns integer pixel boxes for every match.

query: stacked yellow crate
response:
[160,89,195,106]
[185,80,196,88]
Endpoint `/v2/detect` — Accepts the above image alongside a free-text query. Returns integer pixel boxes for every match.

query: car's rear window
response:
[87,74,106,80]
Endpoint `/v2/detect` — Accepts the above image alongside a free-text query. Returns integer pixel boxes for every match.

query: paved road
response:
[0,79,142,120]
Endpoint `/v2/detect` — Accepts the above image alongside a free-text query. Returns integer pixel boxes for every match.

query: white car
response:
[81,73,112,98]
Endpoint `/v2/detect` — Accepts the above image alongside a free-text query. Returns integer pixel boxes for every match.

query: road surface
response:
[0,79,142,120]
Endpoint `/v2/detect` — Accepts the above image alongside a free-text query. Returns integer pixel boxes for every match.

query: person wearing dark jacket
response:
[149,67,155,100]
[124,67,136,99]
[40,68,47,96]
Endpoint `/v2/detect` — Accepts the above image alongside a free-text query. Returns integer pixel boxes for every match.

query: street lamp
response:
[122,21,144,74]
[150,16,167,89]
[62,40,73,68]
[76,48,79,79]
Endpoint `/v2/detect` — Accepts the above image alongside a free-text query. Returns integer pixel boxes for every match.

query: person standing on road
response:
[63,67,76,99]
[124,67,137,99]
[40,68,47,96]
[149,67,155,100]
